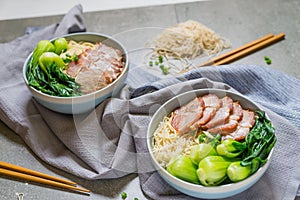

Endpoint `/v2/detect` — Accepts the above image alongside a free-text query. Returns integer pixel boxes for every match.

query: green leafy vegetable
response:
[198,134,207,143]
[63,53,79,65]
[149,61,153,66]
[227,161,251,182]
[159,64,171,75]
[54,37,68,55]
[158,55,163,63]
[167,155,200,184]
[198,132,221,148]
[73,54,79,62]
[47,63,81,96]
[26,38,81,97]
[196,156,232,186]
[121,192,127,199]
[148,55,173,75]
[241,111,276,174]
[216,139,247,158]
[264,56,272,65]
[31,40,55,68]
[190,143,218,165]
[189,133,221,165]
[39,52,65,74]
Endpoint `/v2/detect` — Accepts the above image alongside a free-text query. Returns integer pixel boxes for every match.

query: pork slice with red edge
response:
[66,52,90,78]
[75,68,108,94]
[93,59,118,84]
[97,43,123,60]
[201,96,233,130]
[223,110,255,141]
[67,61,82,78]
[171,97,204,134]
[192,107,217,128]
[207,119,238,135]
[201,107,231,130]
[190,94,221,129]
[221,96,233,112]
[239,110,255,128]
[202,94,222,108]
[230,102,243,121]
[206,100,241,135]
[223,127,250,141]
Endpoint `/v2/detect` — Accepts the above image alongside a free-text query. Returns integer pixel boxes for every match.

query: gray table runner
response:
[0,5,299,200]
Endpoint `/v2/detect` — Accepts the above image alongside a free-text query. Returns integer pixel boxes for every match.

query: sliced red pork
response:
[239,110,255,128]
[171,98,204,134]
[221,96,233,112]
[190,94,223,130]
[202,94,222,108]
[170,94,256,141]
[207,101,243,135]
[191,107,217,128]
[230,102,243,121]
[223,110,255,141]
[223,127,250,141]
[201,96,233,130]
[66,43,125,94]
[207,119,238,134]
[201,107,230,130]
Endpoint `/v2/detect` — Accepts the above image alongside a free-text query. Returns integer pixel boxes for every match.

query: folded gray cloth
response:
[0,5,299,200]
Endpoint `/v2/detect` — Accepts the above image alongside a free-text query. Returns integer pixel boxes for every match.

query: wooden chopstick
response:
[0,161,76,186]
[0,161,90,194]
[197,33,285,67]
[199,33,274,67]
[0,168,90,194]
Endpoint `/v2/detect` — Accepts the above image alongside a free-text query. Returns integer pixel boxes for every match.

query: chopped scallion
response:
[159,64,171,75]
[121,192,127,199]
[264,56,272,65]
[158,55,163,63]
[149,61,153,66]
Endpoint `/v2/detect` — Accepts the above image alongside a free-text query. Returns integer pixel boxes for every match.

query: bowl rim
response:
[23,32,129,100]
[146,88,275,194]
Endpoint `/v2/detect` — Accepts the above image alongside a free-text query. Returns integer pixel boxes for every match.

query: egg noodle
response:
[61,40,97,57]
[145,20,231,75]
[152,20,231,59]
[152,114,198,168]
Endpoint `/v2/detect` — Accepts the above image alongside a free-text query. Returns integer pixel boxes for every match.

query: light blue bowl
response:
[147,89,274,199]
[23,32,129,114]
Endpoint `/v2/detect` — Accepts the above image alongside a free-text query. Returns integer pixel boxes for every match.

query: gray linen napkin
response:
[0,5,299,200]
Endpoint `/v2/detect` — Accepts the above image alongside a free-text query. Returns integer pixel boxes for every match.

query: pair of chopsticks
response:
[0,161,90,194]
[197,33,285,67]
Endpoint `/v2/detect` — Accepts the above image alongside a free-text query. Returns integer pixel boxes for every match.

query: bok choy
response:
[241,111,276,174]
[26,38,81,97]
[167,155,200,184]
[197,156,232,186]
[227,161,252,182]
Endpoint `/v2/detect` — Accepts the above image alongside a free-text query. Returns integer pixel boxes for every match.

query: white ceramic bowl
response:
[23,32,129,114]
[147,88,274,199]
